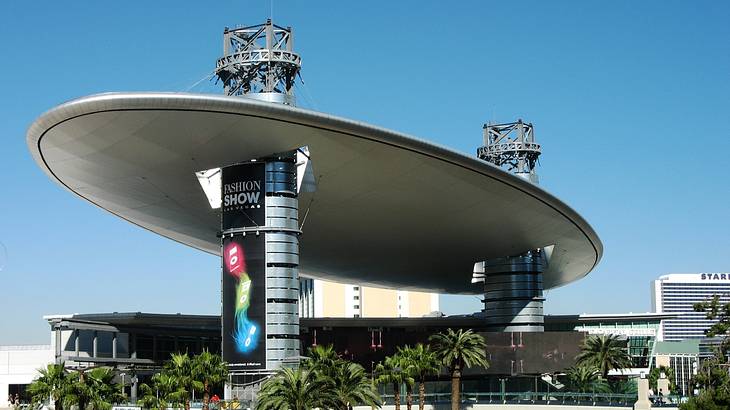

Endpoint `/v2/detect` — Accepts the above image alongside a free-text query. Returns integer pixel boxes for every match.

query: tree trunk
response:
[54,399,63,410]
[393,382,401,410]
[406,383,413,410]
[451,368,461,410]
[418,381,426,410]
[203,381,210,410]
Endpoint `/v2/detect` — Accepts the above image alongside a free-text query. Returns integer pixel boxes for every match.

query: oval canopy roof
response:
[27,93,602,294]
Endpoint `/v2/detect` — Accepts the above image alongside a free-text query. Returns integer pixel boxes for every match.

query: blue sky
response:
[1,1,728,344]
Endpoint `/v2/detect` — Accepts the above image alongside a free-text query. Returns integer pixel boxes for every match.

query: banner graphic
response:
[221,162,268,369]
[222,234,266,368]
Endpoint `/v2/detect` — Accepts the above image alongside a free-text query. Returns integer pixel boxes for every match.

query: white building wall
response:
[652,273,730,341]
[0,345,54,407]
[313,279,324,317]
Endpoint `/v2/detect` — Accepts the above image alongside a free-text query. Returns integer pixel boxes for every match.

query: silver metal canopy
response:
[27,92,602,294]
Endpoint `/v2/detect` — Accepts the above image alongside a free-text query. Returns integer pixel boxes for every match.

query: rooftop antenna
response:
[215,19,302,106]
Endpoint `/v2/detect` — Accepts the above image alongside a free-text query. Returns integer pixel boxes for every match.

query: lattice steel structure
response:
[215,19,301,105]
[478,119,541,184]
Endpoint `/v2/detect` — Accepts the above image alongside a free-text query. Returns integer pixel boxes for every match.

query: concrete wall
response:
[0,345,54,407]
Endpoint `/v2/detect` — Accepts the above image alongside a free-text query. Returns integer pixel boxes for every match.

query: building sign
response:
[221,162,265,230]
[221,234,266,369]
[586,328,657,337]
[700,273,730,281]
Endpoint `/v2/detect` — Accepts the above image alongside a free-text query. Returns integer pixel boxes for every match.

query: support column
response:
[131,376,138,403]
[481,249,545,332]
[220,152,300,378]
[54,325,62,364]
[130,333,137,360]
[74,329,80,357]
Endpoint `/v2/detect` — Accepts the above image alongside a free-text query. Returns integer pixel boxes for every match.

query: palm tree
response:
[62,367,125,410]
[564,364,610,393]
[303,344,342,378]
[27,363,68,410]
[330,362,381,410]
[255,367,332,410]
[192,350,228,410]
[399,344,440,410]
[575,334,632,379]
[376,355,413,410]
[164,353,202,410]
[429,329,488,410]
[138,372,188,410]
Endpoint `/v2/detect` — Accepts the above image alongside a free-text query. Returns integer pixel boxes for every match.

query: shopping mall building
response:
[15,18,715,407]
[1,310,681,405]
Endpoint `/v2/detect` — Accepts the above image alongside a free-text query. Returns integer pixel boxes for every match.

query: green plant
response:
[563,364,610,393]
[302,344,342,379]
[679,295,730,409]
[192,349,228,410]
[255,367,332,410]
[575,334,632,379]
[330,362,381,410]
[398,344,440,410]
[62,367,125,410]
[27,363,68,410]
[376,355,414,410]
[649,365,677,393]
[429,329,488,410]
[138,372,188,410]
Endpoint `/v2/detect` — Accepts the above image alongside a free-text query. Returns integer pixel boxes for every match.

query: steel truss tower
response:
[475,119,546,332]
[215,19,301,105]
[478,119,541,184]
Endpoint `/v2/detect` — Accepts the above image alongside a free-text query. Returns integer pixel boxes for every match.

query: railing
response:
[13,394,685,410]
[378,391,677,407]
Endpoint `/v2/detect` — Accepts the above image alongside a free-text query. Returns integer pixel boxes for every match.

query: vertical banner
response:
[222,235,266,368]
[221,162,267,369]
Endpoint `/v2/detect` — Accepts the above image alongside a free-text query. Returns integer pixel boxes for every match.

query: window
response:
[354,296,359,300]
[354,305,360,309]
[353,287,360,291]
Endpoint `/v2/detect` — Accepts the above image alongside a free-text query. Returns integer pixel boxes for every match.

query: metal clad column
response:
[220,153,301,376]
[481,250,545,332]
[263,159,300,369]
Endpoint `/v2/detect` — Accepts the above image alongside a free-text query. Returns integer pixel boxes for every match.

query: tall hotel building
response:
[299,278,440,318]
[652,273,730,342]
